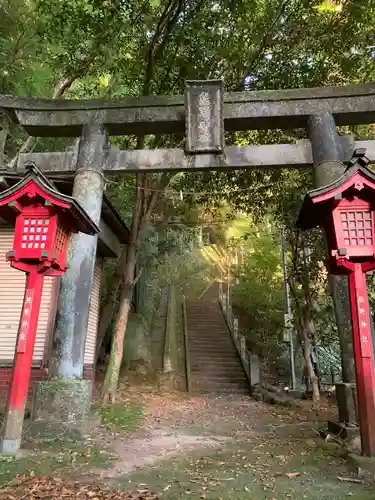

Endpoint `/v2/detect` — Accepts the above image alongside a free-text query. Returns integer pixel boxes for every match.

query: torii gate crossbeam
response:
[1,82,375,136]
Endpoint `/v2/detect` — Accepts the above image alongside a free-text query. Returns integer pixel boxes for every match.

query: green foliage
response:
[227,216,285,350]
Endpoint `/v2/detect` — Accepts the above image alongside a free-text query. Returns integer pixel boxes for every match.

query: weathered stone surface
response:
[31,378,93,431]
[331,278,356,383]
[18,139,375,175]
[158,371,184,391]
[50,124,106,379]
[251,383,296,407]
[28,414,101,442]
[307,113,348,184]
[328,419,359,440]
[308,114,356,396]
[163,286,182,374]
[249,354,260,387]
[185,80,223,153]
[3,82,375,136]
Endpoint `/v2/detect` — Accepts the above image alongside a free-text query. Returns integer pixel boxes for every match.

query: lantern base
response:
[0,438,21,454]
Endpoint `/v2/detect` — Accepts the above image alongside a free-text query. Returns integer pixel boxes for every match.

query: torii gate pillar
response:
[308,112,358,422]
[32,124,107,427]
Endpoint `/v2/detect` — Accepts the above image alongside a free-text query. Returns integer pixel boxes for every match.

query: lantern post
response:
[0,163,99,453]
[297,149,375,457]
[349,262,375,454]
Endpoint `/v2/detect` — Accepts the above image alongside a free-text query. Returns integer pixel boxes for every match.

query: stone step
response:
[187,315,225,320]
[191,380,249,389]
[189,354,240,361]
[188,322,227,325]
[187,302,219,306]
[188,328,228,333]
[187,307,223,310]
[188,330,230,335]
[191,373,247,382]
[188,322,228,326]
[191,387,249,395]
[189,347,239,354]
[186,290,247,395]
[191,373,248,381]
[190,343,237,356]
[188,330,232,336]
[189,332,232,336]
[190,305,221,310]
[191,382,249,393]
[191,365,245,373]
[189,338,237,344]
[187,308,221,313]
[189,346,240,354]
[189,334,234,340]
[191,360,243,368]
[190,361,243,369]
[191,384,249,393]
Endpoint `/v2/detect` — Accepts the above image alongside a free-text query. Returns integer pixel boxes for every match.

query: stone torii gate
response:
[2,80,375,436]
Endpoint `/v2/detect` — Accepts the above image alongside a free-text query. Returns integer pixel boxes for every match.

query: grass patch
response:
[116,440,375,500]
[99,402,145,433]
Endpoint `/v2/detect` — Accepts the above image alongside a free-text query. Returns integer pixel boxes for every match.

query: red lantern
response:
[297,149,375,457]
[0,163,99,453]
[0,162,98,275]
[298,149,375,271]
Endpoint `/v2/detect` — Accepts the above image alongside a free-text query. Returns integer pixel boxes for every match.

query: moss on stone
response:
[32,378,92,424]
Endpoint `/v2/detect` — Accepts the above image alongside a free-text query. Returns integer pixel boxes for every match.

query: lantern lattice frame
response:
[0,162,99,274]
[297,151,375,271]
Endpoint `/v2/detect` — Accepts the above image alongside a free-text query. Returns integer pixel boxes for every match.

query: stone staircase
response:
[186,285,249,394]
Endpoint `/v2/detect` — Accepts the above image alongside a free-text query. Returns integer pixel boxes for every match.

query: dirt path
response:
[100,392,374,499]
[1,392,374,499]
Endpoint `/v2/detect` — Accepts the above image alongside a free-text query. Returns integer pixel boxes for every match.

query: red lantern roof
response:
[297,150,375,230]
[0,162,99,235]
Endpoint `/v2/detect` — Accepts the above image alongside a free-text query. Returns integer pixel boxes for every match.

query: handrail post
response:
[182,295,190,393]
[233,317,239,345]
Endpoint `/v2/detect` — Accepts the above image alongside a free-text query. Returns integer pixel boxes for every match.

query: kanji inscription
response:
[357,293,372,358]
[17,289,33,353]
[185,80,223,154]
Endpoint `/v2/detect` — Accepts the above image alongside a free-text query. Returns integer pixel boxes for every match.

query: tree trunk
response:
[101,246,137,403]
[95,275,122,365]
[99,0,184,403]
[0,128,7,164]
[302,320,320,404]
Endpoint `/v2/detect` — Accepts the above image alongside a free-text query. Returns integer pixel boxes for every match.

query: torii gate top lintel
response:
[2,80,375,175]
[1,81,375,138]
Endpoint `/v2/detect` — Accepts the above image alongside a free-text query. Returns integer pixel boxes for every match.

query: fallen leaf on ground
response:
[285,472,300,479]
[0,476,159,500]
